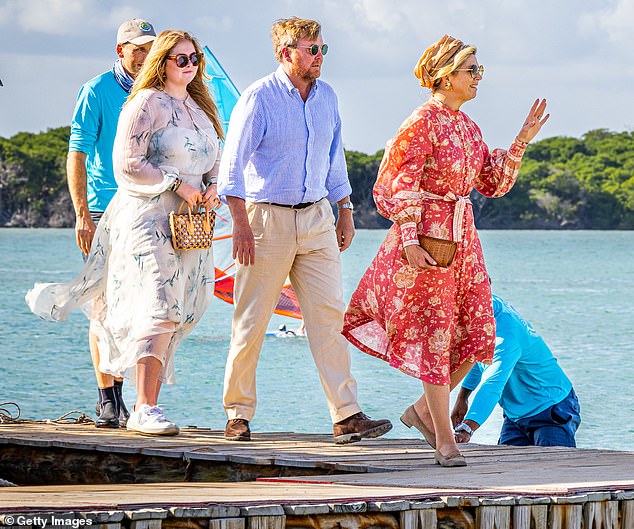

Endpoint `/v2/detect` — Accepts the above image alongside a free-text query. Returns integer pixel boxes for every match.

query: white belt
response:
[421,191,472,242]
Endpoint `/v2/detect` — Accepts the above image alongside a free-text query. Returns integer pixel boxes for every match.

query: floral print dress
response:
[342,97,527,384]
[27,89,220,384]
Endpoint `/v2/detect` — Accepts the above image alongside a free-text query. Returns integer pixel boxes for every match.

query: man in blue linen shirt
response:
[218,17,391,444]
[451,294,581,447]
[67,18,155,429]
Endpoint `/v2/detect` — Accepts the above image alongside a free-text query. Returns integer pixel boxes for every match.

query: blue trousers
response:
[498,389,581,447]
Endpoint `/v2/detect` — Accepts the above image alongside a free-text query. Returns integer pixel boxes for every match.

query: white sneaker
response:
[126,404,180,436]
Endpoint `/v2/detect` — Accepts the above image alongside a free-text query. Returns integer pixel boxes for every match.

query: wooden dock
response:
[1,423,633,529]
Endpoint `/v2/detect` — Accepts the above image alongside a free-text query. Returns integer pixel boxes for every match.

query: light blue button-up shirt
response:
[462,294,573,424]
[218,65,351,204]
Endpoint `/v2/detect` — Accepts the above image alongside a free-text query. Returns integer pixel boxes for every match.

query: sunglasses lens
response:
[176,55,188,67]
[190,53,200,66]
[321,44,328,55]
[309,44,319,55]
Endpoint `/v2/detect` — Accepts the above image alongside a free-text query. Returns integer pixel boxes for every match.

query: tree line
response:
[1,127,632,229]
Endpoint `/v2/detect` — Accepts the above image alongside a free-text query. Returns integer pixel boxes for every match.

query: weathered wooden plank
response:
[246,516,285,529]
[283,505,330,516]
[512,505,547,529]
[286,513,398,529]
[477,506,511,529]
[621,500,634,529]
[366,500,410,512]
[208,518,245,529]
[399,509,437,529]
[548,504,583,529]
[327,503,366,514]
[130,521,162,529]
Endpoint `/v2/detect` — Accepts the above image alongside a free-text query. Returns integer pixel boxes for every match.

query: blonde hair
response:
[271,17,321,62]
[414,34,477,91]
[128,30,224,140]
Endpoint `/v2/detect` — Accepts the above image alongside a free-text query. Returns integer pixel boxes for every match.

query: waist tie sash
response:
[421,191,472,242]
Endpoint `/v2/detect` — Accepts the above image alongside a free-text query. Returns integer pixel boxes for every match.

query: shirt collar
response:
[274,65,319,96]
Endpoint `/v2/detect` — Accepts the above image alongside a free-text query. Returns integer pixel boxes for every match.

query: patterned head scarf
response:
[414,34,469,89]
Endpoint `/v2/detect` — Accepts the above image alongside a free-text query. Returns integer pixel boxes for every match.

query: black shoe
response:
[95,386,120,428]
[95,399,120,428]
[113,381,130,428]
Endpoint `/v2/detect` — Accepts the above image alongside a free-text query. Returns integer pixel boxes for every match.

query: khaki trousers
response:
[223,199,361,424]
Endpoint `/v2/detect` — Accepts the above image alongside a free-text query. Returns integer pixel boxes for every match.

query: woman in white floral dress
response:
[27,30,224,435]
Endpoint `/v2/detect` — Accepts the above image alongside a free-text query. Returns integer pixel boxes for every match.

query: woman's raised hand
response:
[517,98,550,144]
[175,182,203,208]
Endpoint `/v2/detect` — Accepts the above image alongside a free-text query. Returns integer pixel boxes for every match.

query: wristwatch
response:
[454,422,474,436]
[338,201,354,211]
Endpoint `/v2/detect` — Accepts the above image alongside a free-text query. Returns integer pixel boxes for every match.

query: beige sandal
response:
[400,404,437,448]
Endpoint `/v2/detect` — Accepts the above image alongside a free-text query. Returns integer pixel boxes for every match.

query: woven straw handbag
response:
[169,201,215,251]
[401,235,457,268]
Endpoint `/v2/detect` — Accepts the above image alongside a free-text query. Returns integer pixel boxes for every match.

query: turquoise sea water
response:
[1,228,633,451]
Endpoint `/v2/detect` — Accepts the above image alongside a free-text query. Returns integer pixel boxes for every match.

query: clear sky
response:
[1,0,632,154]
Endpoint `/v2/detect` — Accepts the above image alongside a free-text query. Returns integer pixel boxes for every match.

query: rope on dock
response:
[0,402,94,425]
[46,410,94,425]
[0,402,20,423]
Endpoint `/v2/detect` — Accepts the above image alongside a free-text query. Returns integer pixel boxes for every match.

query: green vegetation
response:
[1,127,632,228]
[0,126,72,227]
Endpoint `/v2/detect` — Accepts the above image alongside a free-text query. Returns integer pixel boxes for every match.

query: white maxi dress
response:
[27,88,220,384]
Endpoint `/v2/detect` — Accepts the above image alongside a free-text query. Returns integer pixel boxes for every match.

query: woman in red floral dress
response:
[342,35,549,466]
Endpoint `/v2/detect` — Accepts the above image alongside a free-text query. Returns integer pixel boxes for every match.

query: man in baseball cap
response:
[66,18,156,429]
[117,18,157,46]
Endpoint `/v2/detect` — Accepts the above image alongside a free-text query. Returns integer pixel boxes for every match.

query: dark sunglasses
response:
[455,64,484,78]
[167,53,201,68]
[290,43,329,56]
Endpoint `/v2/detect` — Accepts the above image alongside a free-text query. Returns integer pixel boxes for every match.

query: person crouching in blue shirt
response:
[451,294,581,447]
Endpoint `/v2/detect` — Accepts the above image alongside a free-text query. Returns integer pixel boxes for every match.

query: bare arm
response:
[226,196,255,266]
[67,151,95,254]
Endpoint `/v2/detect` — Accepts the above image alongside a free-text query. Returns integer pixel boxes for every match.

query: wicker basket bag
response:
[401,235,457,268]
[169,201,216,251]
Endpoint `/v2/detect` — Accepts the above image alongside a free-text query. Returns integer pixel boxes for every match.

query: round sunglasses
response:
[455,64,485,78]
[167,53,201,68]
[289,43,329,56]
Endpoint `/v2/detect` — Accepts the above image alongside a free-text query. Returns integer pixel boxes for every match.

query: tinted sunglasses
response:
[167,53,201,68]
[455,64,484,78]
[290,43,329,56]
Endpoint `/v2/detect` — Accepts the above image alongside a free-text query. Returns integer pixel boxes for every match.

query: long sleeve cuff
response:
[400,222,419,247]
[507,138,528,163]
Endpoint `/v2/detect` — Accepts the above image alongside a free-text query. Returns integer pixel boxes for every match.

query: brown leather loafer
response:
[400,404,437,448]
[434,449,467,467]
[333,412,392,444]
[224,418,251,441]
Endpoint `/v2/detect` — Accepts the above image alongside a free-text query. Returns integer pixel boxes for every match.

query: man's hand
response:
[75,214,97,255]
[454,419,479,444]
[451,396,468,427]
[336,201,355,252]
[67,151,94,254]
[226,196,255,265]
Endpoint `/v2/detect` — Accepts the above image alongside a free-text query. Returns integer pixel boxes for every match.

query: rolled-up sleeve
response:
[68,84,100,155]
[217,91,266,200]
